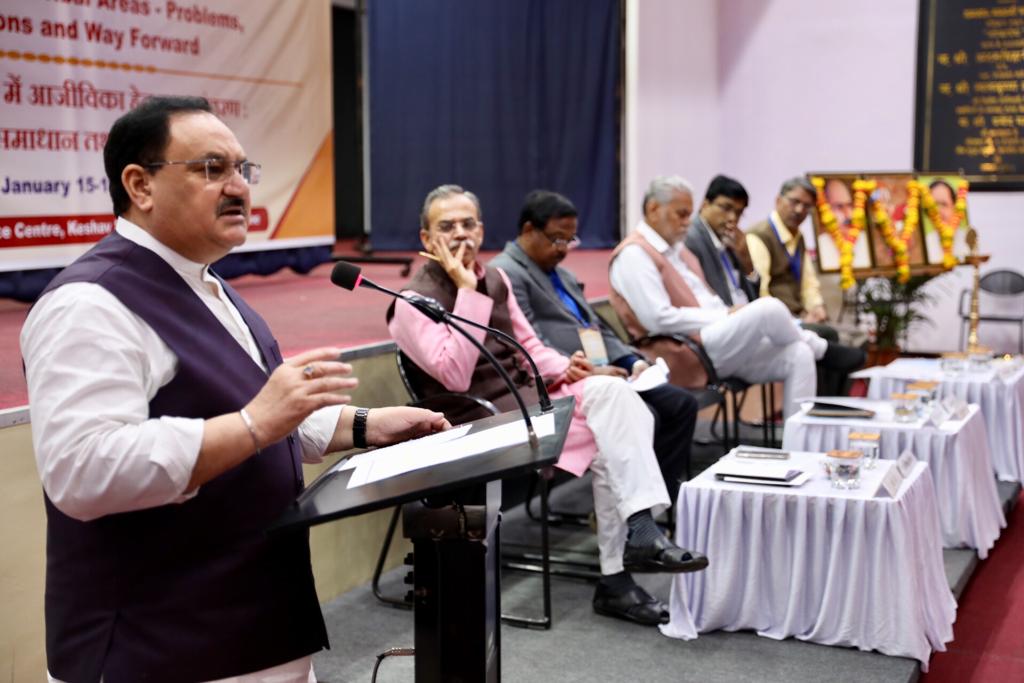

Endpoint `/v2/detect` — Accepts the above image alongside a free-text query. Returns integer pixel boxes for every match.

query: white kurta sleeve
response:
[22,283,203,521]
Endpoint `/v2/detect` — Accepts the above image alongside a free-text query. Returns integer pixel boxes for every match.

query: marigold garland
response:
[813,176,970,288]
[812,176,862,290]
[870,182,916,283]
[919,179,969,270]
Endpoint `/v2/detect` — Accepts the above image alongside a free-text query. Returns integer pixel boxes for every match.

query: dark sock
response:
[626,509,663,546]
[598,570,636,596]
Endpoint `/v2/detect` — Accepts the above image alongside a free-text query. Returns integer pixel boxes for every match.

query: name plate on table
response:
[925,404,950,426]
[876,450,917,498]
[896,449,917,477]
[940,396,970,420]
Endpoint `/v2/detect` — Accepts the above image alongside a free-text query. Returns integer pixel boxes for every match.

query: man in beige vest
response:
[746,176,829,323]
[609,176,827,419]
[746,177,865,395]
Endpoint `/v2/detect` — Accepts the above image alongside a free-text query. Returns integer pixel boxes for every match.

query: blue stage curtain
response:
[367,0,620,250]
[0,246,332,303]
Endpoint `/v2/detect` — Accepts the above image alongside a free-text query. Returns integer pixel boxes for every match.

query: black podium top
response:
[269,396,574,533]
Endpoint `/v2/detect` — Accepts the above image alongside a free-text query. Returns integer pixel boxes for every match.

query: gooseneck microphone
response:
[331,260,551,448]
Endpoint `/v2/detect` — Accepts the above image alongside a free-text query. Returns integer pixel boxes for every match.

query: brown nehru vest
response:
[608,232,709,389]
[388,260,539,424]
[749,219,804,315]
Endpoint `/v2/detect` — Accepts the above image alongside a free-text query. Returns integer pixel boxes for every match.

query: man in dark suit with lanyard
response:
[684,175,759,308]
[742,176,865,396]
[491,190,698,501]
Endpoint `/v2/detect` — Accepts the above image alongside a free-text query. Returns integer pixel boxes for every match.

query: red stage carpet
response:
[0,248,613,410]
[922,491,1024,681]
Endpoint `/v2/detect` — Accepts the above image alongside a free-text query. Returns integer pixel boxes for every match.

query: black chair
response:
[959,269,1024,353]
[371,349,599,630]
[634,334,777,450]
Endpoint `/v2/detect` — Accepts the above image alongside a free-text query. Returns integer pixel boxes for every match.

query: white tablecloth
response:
[855,357,1024,482]
[661,452,956,671]
[782,401,1005,558]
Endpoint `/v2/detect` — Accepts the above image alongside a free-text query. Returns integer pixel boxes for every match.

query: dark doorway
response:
[332,4,364,240]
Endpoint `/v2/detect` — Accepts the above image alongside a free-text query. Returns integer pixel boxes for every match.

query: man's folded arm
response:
[610,245,723,337]
[745,233,773,297]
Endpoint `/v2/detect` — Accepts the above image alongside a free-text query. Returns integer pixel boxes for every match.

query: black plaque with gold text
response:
[915,0,1024,188]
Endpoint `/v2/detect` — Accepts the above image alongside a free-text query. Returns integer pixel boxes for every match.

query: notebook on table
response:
[806,401,876,419]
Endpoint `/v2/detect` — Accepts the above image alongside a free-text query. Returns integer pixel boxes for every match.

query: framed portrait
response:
[917,175,970,265]
[864,173,928,269]
[808,173,873,273]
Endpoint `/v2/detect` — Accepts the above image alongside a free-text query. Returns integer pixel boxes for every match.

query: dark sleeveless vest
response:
[388,261,538,424]
[749,219,805,315]
[35,232,327,683]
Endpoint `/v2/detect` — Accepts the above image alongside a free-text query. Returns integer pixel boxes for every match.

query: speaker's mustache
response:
[217,198,246,216]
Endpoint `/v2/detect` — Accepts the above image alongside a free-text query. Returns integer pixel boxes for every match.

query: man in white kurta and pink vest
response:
[22,96,451,683]
[609,176,828,419]
[388,184,708,627]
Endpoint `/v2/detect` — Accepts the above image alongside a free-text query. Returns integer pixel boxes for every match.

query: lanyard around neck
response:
[768,218,801,283]
[719,250,739,289]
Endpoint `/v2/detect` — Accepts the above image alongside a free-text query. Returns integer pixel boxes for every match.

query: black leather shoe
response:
[623,534,709,574]
[592,583,669,626]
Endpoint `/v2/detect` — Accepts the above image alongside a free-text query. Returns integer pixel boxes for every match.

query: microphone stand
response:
[405,294,554,412]
[359,279,546,449]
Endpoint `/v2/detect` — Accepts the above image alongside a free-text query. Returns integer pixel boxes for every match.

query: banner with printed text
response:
[0,0,333,271]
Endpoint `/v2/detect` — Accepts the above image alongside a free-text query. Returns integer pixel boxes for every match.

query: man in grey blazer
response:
[684,174,759,307]
[490,190,698,503]
[687,175,864,397]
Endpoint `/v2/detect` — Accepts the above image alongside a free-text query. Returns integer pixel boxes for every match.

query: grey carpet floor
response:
[311,421,1017,683]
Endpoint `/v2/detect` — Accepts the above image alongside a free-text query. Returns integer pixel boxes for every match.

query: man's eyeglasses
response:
[539,231,580,250]
[146,157,262,185]
[434,218,480,233]
[710,199,745,218]
[782,194,813,211]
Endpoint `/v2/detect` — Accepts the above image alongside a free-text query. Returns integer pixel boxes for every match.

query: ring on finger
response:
[302,365,316,379]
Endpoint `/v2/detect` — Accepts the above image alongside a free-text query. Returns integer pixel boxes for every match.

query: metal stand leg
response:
[372,506,412,609]
[759,384,769,446]
[405,482,502,683]
[730,390,741,449]
[500,476,552,629]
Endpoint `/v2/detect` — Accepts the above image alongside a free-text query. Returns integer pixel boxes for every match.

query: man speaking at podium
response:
[21,96,448,683]
[388,184,708,628]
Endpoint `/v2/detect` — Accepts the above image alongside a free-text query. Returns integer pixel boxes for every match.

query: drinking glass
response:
[825,450,863,489]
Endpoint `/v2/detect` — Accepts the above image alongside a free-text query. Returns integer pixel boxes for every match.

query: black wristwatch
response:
[352,407,370,449]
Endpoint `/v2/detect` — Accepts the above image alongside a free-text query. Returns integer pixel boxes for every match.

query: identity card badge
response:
[578,327,609,366]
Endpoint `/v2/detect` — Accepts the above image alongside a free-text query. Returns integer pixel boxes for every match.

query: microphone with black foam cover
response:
[329,259,363,290]
[331,260,550,447]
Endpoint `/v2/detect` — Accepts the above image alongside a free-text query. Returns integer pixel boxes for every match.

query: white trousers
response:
[579,375,671,574]
[700,298,818,419]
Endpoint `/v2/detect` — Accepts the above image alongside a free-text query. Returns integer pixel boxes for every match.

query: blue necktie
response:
[548,271,588,325]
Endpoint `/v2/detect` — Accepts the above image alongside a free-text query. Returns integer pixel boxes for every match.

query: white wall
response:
[626,0,1023,353]
[625,0,720,228]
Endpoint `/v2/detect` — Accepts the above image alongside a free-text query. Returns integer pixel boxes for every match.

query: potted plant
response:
[859,274,932,366]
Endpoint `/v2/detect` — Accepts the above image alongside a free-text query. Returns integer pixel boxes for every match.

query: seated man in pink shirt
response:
[387,184,708,626]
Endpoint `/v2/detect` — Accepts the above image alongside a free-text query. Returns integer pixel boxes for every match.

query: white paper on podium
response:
[346,411,557,488]
[332,424,473,474]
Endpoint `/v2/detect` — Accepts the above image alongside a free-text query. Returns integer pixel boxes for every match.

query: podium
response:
[271,397,574,682]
